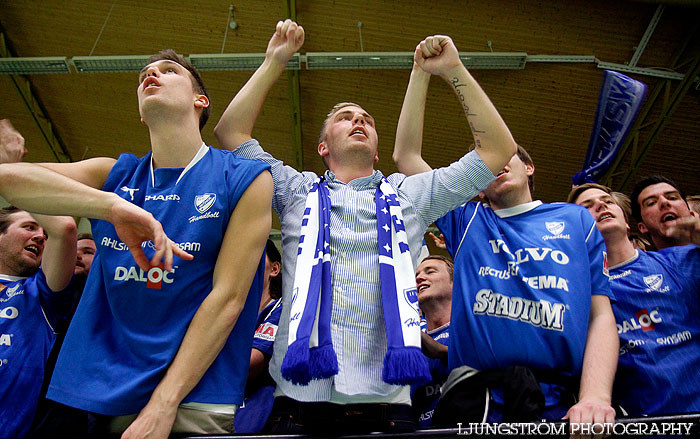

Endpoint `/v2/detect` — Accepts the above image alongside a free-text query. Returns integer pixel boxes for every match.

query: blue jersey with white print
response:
[610,245,700,415]
[252,298,283,356]
[0,271,71,438]
[412,323,450,428]
[47,146,270,415]
[234,298,282,433]
[436,201,611,406]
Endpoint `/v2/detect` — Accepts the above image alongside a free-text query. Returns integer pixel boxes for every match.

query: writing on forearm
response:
[450,77,485,148]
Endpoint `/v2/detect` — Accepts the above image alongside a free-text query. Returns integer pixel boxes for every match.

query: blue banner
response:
[572,71,647,185]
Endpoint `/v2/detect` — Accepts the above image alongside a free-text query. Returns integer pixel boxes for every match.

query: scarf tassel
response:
[282,338,339,385]
[309,343,339,378]
[281,337,312,385]
[382,346,432,386]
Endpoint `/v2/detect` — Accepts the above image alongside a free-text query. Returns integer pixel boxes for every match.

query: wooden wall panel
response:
[0,0,697,207]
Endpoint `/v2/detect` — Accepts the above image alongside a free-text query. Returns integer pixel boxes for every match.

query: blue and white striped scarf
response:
[281,177,431,386]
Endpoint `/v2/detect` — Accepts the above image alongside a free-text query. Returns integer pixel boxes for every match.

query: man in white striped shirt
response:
[215,20,517,433]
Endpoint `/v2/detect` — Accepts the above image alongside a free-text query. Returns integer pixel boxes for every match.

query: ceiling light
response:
[72,55,153,73]
[305,52,527,70]
[305,52,414,70]
[189,53,301,71]
[459,52,527,69]
[0,57,70,74]
[527,55,598,63]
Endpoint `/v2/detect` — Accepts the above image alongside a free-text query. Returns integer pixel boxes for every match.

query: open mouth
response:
[661,213,678,223]
[598,213,614,222]
[496,169,508,178]
[350,127,366,137]
[24,245,39,256]
[143,77,160,90]
[418,284,429,293]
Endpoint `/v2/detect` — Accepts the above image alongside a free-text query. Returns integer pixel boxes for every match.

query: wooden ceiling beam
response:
[0,26,71,163]
[602,23,699,190]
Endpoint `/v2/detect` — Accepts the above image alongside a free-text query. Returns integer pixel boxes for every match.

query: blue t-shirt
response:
[47,147,270,415]
[234,298,282,434]
[412,323,450,428]
[0,271,71,438]
[610,245,700,415]
[436,201,611,405]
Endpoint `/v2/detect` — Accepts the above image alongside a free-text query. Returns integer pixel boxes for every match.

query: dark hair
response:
[567,182,631,224]
[631,175,687,222]
[687,195,700,215]
[516,144,535,196]
[266,239,282,299]
[77,232,94,242]
[147,49,210,131]
[0,206,22,234]
[420,255,454,281]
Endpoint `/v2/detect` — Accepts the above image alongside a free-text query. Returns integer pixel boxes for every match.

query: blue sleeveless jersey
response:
[436,202,611,404]
[610,245,700,415]
[47,147,270,415]
[0,271,71,438]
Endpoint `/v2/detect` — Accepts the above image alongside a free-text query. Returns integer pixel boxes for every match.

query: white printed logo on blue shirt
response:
[643,274,668,293]
[194,193,216,214]
[120,186,139,201]
[546,222,565,236]
[0,284,24,302]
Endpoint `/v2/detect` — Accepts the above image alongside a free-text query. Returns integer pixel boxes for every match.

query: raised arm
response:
[0,162,190,272]
[0,119,27,163]
[33,213,77,292]
[564,295,617,436]
[122,171,273,439]
[393,65,432,176]
[414,35,517,175]
[215,20,304,149]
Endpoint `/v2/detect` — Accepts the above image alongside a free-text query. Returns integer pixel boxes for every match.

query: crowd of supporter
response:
[0,19,698,439]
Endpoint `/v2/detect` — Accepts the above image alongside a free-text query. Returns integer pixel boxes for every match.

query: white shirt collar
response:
[0,274,28,281]
[493,200,543,218]
[149,142,209,187]
[609,249,640,270]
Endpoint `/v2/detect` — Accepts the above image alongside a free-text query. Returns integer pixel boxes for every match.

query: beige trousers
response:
[108,406,235,435]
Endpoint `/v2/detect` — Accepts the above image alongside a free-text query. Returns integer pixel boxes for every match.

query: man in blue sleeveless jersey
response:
[0,205,77,438]
[631,175,700,251]
[215,22,517,434]
[570,183,700,416]
[0,48,273,439]
[393,73,618,428]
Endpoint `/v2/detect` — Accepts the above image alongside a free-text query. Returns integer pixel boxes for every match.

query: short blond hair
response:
[317,102,363,145]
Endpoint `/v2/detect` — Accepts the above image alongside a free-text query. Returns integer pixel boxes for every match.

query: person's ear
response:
[318,141,329,158]
[270,261,281,277]
[638,222,649,234]
[194,94,210,110]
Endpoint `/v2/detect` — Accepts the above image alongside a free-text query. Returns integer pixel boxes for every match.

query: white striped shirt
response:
[233,139,495,403]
